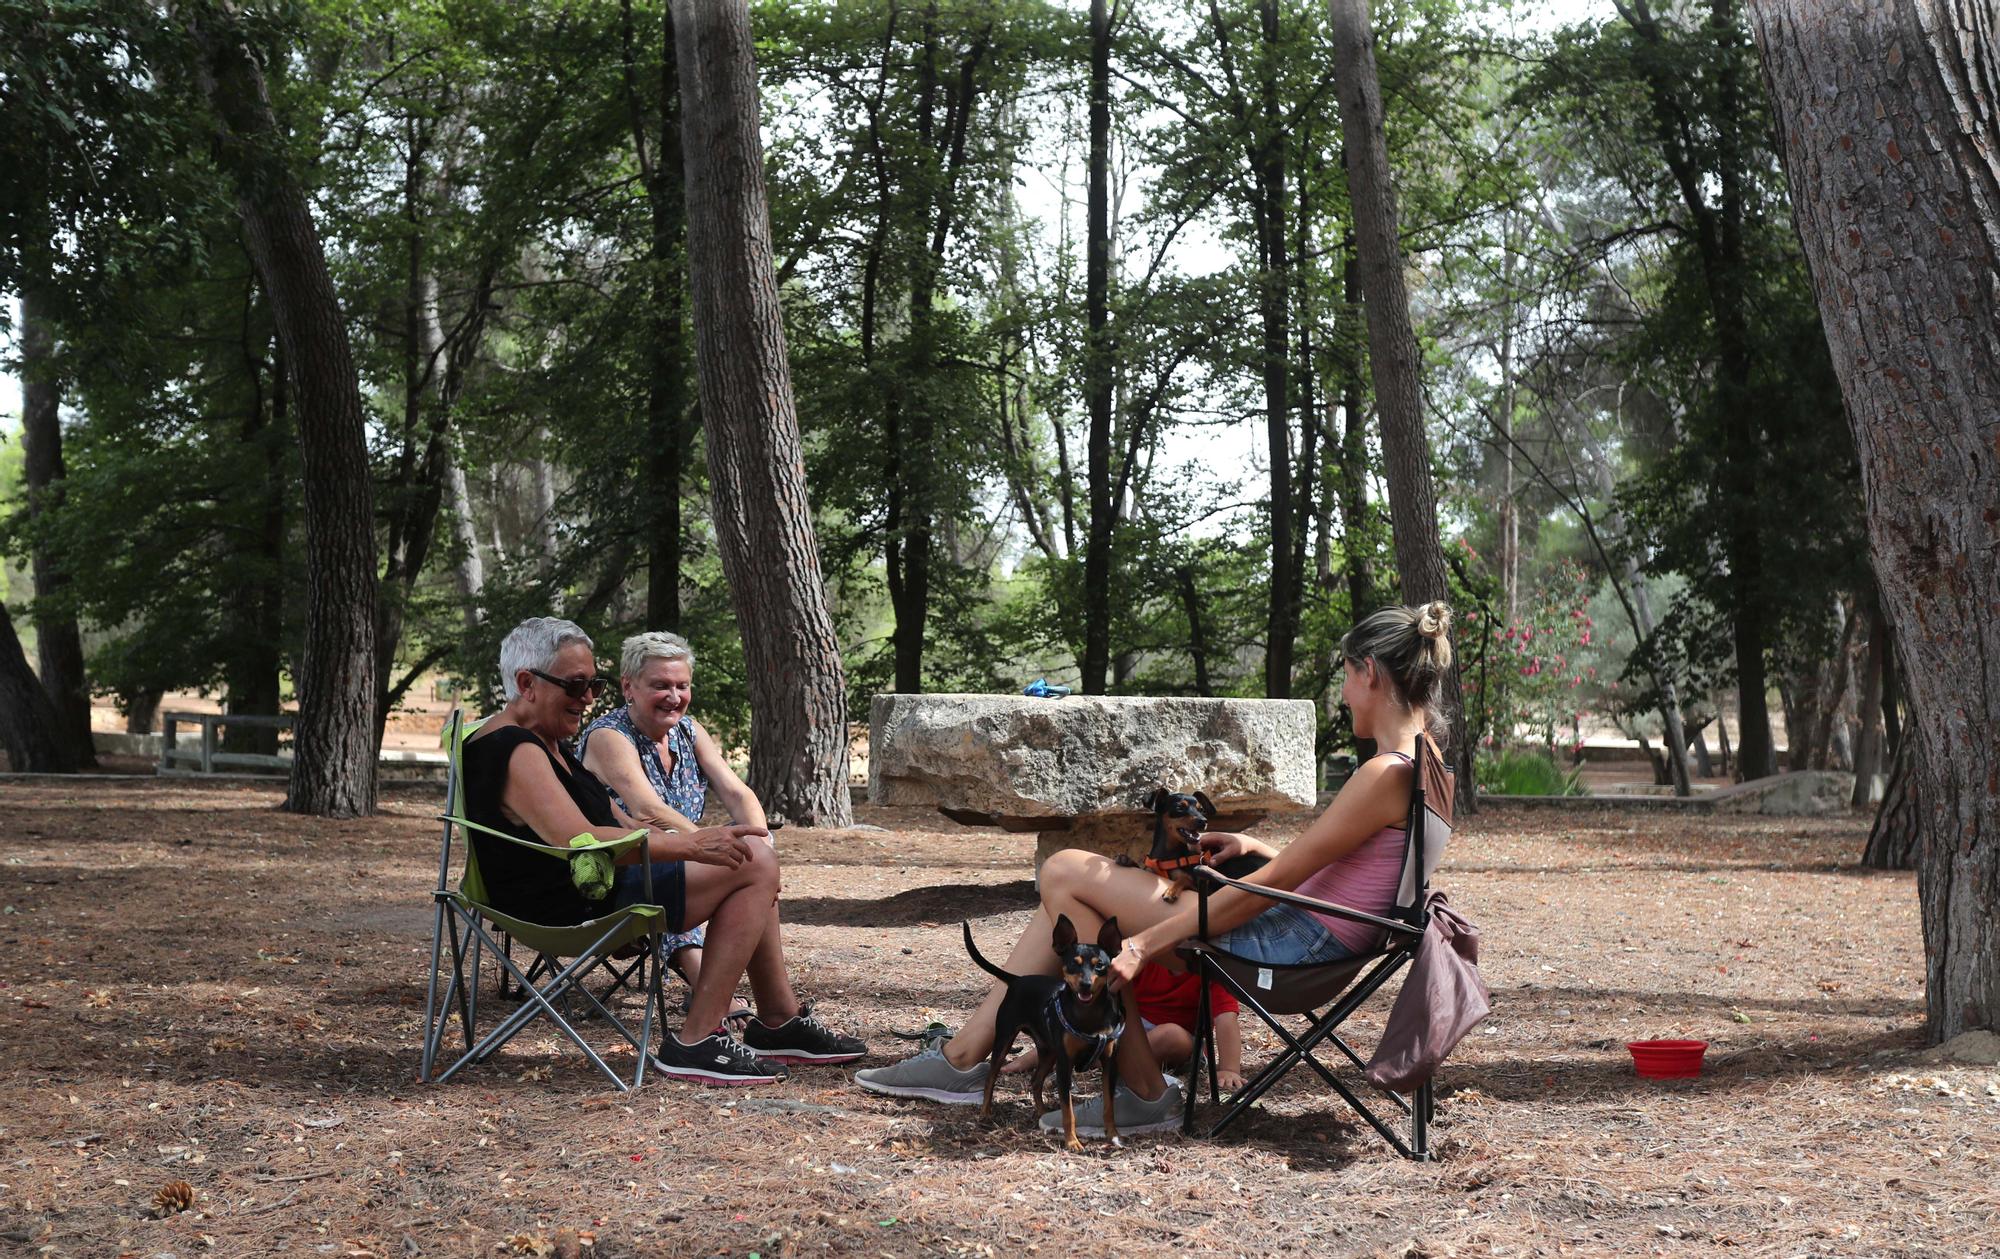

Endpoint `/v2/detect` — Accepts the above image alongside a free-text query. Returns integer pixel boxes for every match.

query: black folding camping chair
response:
[1179,735,1456,1159]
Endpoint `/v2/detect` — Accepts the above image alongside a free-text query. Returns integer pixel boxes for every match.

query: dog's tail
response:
[962,920,1016,983]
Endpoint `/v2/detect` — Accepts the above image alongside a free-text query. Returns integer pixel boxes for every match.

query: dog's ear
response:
[1145,788,1165,813]
[1097,916,1124,953]
[1194,790,1217,818]
[1051,913,1078,955]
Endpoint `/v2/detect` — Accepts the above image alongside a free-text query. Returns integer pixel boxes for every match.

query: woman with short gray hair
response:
[582,631,749,1019]
[581,629,865,1072]
[460,616,865,1084]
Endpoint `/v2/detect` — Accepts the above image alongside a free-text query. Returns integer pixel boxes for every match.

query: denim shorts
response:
[609,860,688,934]
[1212,902,1355,966]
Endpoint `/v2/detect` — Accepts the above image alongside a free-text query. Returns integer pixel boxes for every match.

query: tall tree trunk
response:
[1080,0,1115,695]
[188,2,378,817]
[1851,593,1886,807]
[626,0,692,632]
[1616,0,1778,778]
[1808,596,1858,771]
[1255,0,1297,699]
[225,311,287,758]
[1863,731,1922,871]
[673,0,851,826]
[0,601,73,772]
[1177,564,1214,697]
[17,290,95,769]
[1328,0,1474,812]
[1336,248,1375,623]
[1749,0,2000,1039]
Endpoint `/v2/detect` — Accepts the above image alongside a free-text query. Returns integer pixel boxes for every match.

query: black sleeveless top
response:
[461,724,618,925]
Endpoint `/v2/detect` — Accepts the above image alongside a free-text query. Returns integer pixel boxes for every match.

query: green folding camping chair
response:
[419,708,672,1089]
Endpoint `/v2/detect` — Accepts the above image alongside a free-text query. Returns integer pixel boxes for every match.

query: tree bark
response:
[1255,0,1297,699]
[1863,730,1922,871]
[17,290,96,769]
[625,0,692,632]
[187,1,378,817]
[1080,0,1115,695]
[0,601,73,772]
[1328,0,1474,812]
[1749,0,2000,1038]
[1851,593,1887,807]
[673,0,851,826]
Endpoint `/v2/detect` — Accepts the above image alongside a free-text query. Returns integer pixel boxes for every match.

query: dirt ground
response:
[1,779,1994,1259]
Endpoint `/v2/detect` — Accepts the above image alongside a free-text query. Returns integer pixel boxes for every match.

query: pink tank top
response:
[1292,754,1413,954]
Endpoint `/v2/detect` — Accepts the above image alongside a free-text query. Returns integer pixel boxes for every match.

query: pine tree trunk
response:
[1256,0,1297,699]
[187,2,378,818]
[1851,594,1886,807]
[1749,0,2000,1039]
[627,0,691,632]
[1863,732,1922,871]
[1080,0,1115,695]
[1328,0,1474,813]
[17,289,95,769]
[0,602,73,772]
[673,0,851,826]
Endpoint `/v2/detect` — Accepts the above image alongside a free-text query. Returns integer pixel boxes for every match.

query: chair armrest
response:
[1190,865,1422,939]
[440,815,649,859]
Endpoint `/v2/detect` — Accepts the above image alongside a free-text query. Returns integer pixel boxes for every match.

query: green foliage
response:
[1,0,1870,794]
[1477,747,1585,797]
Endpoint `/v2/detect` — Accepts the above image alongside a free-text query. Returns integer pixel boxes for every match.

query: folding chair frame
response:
[1180,746,1447,1159]
[418,709,671,1091]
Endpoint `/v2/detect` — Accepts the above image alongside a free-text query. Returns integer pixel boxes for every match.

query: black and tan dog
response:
[1134,788,1270,901]
[963,914,1126,1149]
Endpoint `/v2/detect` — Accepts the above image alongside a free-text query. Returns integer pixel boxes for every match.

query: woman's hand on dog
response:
[1197,831,1251,862]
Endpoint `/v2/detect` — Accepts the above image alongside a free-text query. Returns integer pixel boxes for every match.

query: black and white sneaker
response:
[741,1006,868,1065]
[654,1030,786,1086]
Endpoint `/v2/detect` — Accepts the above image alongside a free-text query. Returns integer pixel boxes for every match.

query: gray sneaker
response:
[1039,1079,1185,1139]
[853,1046,990,1104]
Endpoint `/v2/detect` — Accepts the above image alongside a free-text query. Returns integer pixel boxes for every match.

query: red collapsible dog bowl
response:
[1627,1039,1707,1079]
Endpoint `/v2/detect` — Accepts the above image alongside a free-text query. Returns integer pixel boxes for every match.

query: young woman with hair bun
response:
[854,602,1458,1137]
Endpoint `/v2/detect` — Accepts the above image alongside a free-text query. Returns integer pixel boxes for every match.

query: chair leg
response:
[435,919,641,1090]
[445,913,476,1054]
[467,929,484,1040]
[1412,1079,1433,1160]
[634,936,665,1088]
[420,901,450,1083]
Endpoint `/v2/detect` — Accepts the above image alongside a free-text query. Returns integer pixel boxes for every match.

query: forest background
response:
[0,0,1888,809]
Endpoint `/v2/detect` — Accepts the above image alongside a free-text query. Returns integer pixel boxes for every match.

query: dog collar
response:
[1048,989,1124,1068]
[1145,851,1206,875]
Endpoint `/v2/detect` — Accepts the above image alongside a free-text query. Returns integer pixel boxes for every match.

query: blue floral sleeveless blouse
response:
[578,706,710,954]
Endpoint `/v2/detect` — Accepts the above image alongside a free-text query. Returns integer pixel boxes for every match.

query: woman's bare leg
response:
[677,846,795,1037]
[940,851,1187,1073]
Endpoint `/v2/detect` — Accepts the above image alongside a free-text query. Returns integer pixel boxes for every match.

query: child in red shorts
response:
[1002,959,1244,1090]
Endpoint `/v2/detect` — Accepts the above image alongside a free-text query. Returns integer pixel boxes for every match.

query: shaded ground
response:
[0,780,1993,1258]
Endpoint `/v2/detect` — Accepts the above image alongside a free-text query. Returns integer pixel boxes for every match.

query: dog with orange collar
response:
[1132,788,1269,902]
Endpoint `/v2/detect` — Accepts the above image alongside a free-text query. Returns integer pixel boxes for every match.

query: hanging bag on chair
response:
[1366,891,1489,1092]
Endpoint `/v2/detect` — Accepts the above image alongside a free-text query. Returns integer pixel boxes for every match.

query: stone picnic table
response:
[868,693,1318,866]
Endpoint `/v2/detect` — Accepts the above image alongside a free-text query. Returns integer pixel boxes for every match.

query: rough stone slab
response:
[868,693,1317,819]
[1705,770,1854,816]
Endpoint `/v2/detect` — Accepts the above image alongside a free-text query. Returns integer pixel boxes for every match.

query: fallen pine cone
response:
[152,1179,194,1217]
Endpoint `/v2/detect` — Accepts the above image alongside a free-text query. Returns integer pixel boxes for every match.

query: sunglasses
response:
[527,668,611,701]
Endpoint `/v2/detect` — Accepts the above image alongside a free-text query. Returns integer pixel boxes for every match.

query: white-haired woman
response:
[462,617,865,1085]
[578,632,769,1023]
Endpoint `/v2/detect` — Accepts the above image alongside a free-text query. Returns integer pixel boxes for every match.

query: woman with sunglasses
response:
[462,616,866,1085]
